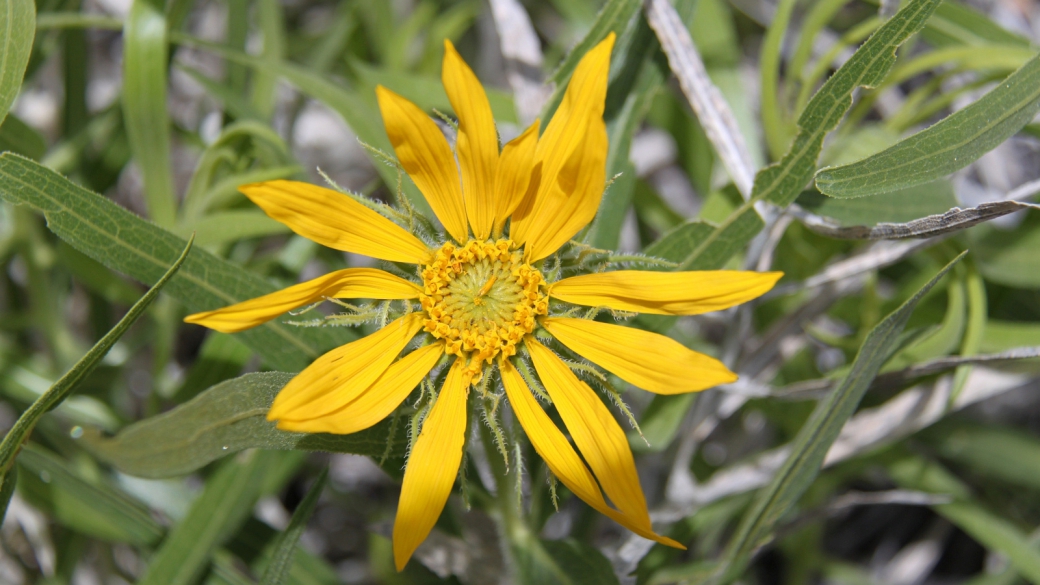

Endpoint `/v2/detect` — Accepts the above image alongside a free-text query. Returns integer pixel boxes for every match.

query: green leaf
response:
[918,0,1033,48]
[0,0,34,128]
[796,180,957,226]
[172,332,251,402]
[760,0,798,159]
[514,537,621,585]
[80,372,405,478]
[0,113,45,159]
[981,320,1040,353]
[173,210,290,246]
[680,0,943,270]
[260,467,328,585]
[587,3,681,249]
[972,209,1040,289]
[137,450,273,585]
[631,392,695,452]
[0,236,191,488]
[923,421,1040,491]
[541,0,641,124]
[890,456,1040,584]
[176,64,264,121]
[0,465,15,525]
[17,444,164,545]
[710,253,964,583]
[644,219,716,262]
[123,0,177,226]
[0,153,343,371]
[251,0,285,119]
[816,52,1040,198]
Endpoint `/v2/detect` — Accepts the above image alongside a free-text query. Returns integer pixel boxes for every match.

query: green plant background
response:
[2,0,1040,583]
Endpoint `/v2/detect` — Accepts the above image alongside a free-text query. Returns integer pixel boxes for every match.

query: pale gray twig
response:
[487,0,549,126]
[644,0,756,198]
[790,200,1040,240]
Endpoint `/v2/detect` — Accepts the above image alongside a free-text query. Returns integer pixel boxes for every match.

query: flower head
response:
[185,34,781,570]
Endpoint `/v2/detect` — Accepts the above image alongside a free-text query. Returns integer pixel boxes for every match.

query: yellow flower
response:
[185,35,781,570]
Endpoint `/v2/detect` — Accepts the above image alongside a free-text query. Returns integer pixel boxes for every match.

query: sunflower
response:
[185,34,781,570]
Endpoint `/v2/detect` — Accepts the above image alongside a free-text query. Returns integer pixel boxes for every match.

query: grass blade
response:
[816,52,1040,198]
[259,467,328,585]
[122,0,177,226]
[0,0,34,127]
[0,153,343,371]
[0,236,192,487]
[80,372,406,478]
[710,252,965,583]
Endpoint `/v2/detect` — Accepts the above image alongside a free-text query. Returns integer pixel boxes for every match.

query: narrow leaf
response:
[260,467,328,585]
[711,252,964,583]
[0,236,192,487]
[540,0,641,123]
[514,537,621,585]
[0,0,34,127]
[123,0,177,226]
[816,52,1040,197]
[80,372,406,478]
[0,153,343,371]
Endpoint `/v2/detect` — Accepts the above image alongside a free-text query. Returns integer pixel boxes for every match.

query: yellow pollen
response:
[420,239,548,384]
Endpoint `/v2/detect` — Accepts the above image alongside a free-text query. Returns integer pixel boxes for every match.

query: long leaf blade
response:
[259,467,328,585]
[80,372,405,478]
[816,52,1040,197]
[122,0,177,226]
[0,0,34,127]
[0,153,342,371]
[0,236,193,487]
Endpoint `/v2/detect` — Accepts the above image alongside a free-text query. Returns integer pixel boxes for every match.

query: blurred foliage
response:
[1,0,1040,583]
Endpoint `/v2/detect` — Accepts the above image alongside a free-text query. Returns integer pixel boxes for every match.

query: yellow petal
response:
[500,359,684,548]
[376,85,469,243]
[184,268,421,333]
[240,180,431,264]
[443,40,498,240]
[526,337,651,528]
[393,358,469,571]
[549,270,783,315]
[510,34,613,259]
[276,343,443,434]
[542,317,736,394]
[522,118,607,261]
[268,313,424,421]
[492,120,539,236]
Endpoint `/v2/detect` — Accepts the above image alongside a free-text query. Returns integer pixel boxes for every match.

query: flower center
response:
[420,239,548,382]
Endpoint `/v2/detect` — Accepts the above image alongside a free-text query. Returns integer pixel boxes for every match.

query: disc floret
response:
[420,239,548,382]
